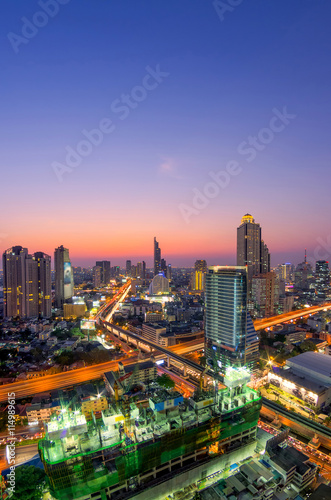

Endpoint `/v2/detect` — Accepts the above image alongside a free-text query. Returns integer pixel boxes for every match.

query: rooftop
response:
[286,352,331,382]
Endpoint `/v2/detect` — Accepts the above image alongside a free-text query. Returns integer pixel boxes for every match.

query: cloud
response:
[158,157,184,180]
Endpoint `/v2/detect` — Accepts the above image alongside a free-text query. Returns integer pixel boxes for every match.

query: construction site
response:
[38,366,262,500]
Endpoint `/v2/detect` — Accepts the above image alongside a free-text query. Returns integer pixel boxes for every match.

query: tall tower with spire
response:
[154,237,161,276]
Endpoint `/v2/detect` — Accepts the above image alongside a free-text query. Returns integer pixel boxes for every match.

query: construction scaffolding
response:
[39,379,262,500]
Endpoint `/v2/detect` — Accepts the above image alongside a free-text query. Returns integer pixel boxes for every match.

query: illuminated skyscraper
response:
[55,245,73,308]
[252,272,277,317]
[315,260,330,298]
[126,260,131,276]
[154,237,161,276]
[3,246,51,318]
[96,260,111,284]
[237,214,270,295]
[205,266,259,372]
[92,266,102,288]
[3,246,29,318]
[34,252,52,318]
[192,259,207,291]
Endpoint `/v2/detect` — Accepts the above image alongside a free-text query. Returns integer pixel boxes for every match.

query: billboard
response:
[80,320,96,331]
[64,262,72,285]
[64,262,73,299]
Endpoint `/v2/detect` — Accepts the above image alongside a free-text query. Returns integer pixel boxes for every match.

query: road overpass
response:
[254,302,331,330]
[104,321,212,380]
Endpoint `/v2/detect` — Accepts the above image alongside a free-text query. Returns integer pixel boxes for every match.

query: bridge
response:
[103,321,213,383]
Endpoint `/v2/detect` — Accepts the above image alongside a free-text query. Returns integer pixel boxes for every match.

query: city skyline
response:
[2,1,331,269]
[0,231,326,269]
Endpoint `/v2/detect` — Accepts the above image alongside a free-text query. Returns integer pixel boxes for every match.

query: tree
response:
[157,374,175,389]
[299,340,318,353]
[10,465,46,500]
[199,355,206,367]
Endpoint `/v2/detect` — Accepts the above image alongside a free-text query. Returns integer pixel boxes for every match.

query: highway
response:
[0,443,38,473]
[254,303,331,330]
[95,280,131,323]
[0,339,205,402]
[0,356,138,402]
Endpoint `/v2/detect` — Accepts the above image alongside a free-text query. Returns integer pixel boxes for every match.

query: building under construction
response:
[38,367,262,500]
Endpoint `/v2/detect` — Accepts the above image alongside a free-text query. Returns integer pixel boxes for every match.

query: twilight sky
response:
[1,0,331,268]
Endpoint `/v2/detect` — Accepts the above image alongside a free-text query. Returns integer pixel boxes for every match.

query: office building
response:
[55,245,74,308]
[125,260,131,276]
[166,263,171,281]
[3,246,29,318]
[276,263,293,283]
[136,262,142,277]
[252,272,277,318]
[205,266,259,372]
[161,258,167,275]
[96,260,111,284]
[294,251,313,291]
[154,236,161,276]
[92,266,101,288]
[149,272,170,295]
[3,246,51,318]
[315,260,330,298]
[142,260,146,279]
[63,303,86,320]
[191,259,207,291]
[237,214,270,295]
[33,252,52,317]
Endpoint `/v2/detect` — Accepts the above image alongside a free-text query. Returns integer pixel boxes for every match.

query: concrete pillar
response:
[167,356,170,368]
[183,365,187,377]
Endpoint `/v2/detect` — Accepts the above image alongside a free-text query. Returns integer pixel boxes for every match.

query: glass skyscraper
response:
[205,266,259,372]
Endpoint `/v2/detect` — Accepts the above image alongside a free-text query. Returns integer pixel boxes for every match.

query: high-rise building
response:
[160,258,167,275]
[252,272,277,318]
[205,266,259,372]
[154,237,161,276]
[3,246,29,318]
[166,263,172,281]
[136,262,142,277]
[142,260,146,279]
[191,259,207,291]
[96,261,111,284]
[315,260,330,298]
[126,260,131,276]
[237,214,270,295]
[34,252,52,318]
[260,240,270,274]
[3,246,51,318]
[55,245,74,308]
[92,266,102,288]
[277,263,292,283]
[294,251,312,291]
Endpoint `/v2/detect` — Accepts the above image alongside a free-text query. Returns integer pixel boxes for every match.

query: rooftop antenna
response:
[305,248,307,264]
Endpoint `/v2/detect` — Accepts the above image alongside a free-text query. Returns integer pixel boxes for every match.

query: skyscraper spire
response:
[305,248,307,264]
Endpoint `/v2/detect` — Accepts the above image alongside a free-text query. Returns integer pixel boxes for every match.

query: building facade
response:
[205,266,259,372]
[55,245,74,308]
[237,214,270,296]
[191,259,207,292]
[3,246,51,318]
